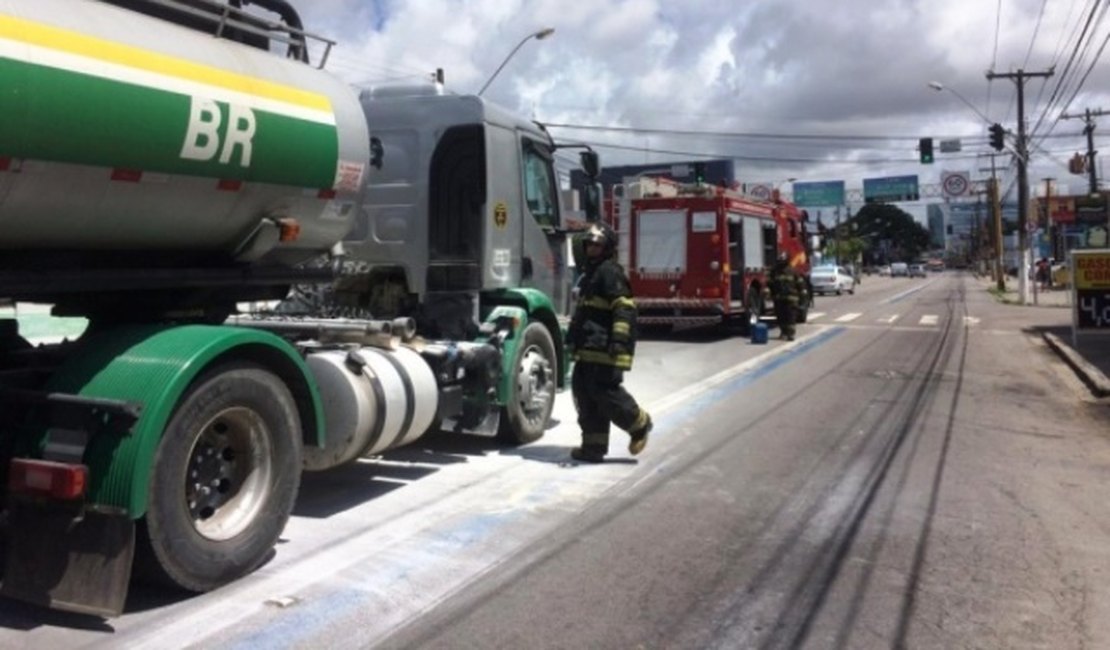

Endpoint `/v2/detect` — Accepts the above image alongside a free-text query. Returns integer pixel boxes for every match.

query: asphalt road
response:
[3,273,1109,649]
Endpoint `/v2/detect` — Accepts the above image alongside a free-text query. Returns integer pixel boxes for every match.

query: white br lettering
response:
[180,97,256,167]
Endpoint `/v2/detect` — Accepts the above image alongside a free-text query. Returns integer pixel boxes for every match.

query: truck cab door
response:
[518,138,568,314]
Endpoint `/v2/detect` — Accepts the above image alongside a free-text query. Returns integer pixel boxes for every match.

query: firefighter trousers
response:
[572,361,649,452]
[774,299,797,338]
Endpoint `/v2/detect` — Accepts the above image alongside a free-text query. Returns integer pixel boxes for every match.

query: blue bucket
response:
[750,321,768,344]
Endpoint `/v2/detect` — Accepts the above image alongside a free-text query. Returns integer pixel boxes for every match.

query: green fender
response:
[481,288,569,398]
[41,324,324,518]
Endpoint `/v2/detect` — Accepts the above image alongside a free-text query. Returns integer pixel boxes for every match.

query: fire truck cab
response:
[608,177,811,332]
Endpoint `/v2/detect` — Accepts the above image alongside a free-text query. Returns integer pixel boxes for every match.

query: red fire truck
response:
[606,177,812,332]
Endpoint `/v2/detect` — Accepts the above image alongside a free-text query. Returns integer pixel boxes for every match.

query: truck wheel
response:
[497,322,556,445]
[137,362,302,592]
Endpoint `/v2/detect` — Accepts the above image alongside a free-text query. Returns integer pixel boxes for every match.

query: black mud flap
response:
[2,501,134,617]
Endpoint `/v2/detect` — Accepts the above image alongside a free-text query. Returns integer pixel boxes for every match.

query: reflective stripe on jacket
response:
[569,258,637,370]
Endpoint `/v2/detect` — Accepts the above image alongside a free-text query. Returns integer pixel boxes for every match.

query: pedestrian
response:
[1036,258,1051,290]
[566,222,653,463]
[767,252,806,341]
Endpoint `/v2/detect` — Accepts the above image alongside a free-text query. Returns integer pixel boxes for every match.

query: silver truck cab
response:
[343,83,583,329]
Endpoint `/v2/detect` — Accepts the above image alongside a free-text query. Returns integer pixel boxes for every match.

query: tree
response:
[851,203,931,262]
[824,236,868,266]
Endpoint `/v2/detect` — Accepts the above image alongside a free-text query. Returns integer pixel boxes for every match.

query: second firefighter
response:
[767,253,808,341]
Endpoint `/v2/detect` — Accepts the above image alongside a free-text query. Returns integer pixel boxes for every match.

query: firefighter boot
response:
[571,446,606,463]
[628,411,653,456]
[572,433,608,463]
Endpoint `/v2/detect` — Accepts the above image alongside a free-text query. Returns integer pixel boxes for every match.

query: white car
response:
[809,265,856,295]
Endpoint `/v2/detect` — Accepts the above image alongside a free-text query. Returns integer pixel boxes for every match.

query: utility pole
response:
[1061,108,1106,195]
[987,154,1005,292]
[1043,176,1056,260]
[987,67,1054,305]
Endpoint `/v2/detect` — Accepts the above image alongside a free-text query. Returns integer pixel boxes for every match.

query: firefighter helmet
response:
[583,222,618,256]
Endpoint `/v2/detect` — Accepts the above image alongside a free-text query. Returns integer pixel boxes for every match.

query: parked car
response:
[890,262,909,277]
[810,265,856,295]
[908,264,927,278]
[878,265,892,276]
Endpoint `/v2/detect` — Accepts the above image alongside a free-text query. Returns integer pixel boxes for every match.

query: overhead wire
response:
[1029,0,1106,140]
[986,0,1003,116]
[1058,18,1110,115]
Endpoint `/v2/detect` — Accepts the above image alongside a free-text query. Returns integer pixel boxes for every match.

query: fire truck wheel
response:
[497,322,557,445]
[135,362,302,592]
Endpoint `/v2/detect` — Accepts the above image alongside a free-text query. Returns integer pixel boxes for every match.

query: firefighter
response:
[567,222,653,463]
[768,252,806,341]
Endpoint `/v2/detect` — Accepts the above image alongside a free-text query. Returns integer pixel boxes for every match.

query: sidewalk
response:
[982,275,1110,398]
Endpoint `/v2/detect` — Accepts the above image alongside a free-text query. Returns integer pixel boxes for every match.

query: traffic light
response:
[692,162,706,184]
[988,123,1005,151]
[1068,153,1086,175]
[918,137,934,164]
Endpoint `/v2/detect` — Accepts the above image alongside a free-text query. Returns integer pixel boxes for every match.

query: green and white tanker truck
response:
[0,0,599,616]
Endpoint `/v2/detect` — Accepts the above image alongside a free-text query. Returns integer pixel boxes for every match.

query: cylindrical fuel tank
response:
[0,0,370,265]
[302,344,438,471]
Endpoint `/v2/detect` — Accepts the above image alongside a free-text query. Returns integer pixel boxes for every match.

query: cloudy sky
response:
[293,0,1110,204]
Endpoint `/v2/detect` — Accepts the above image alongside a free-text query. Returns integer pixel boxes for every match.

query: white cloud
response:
[292,0,1110,196]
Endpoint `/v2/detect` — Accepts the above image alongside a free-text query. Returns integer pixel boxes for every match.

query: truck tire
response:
[136,362,302,592]
[497,322,556,445]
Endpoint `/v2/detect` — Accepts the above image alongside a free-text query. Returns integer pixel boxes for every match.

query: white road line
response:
[919,315,939,325]
[835,312,862,322]
[808,312,826,320]
[964,316,981,326]
[878,314,899,324]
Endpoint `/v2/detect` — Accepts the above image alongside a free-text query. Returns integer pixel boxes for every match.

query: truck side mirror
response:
[583,183,601,222]
[580,150,600,179]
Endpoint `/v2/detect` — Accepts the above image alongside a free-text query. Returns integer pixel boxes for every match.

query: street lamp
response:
[477,27,555,96]
[927,81,992,125]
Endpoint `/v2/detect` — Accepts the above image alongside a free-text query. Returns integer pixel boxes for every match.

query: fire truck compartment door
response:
[742,216,764,269]
[636,209,687,272]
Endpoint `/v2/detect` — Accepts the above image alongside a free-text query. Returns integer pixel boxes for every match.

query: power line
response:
[1022,0,1050,69]
[550,137,1082,167]
[546,122,1024,143]
[544,122,1087,144]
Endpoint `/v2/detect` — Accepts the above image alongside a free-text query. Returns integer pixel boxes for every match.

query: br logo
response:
[180,97,256,167]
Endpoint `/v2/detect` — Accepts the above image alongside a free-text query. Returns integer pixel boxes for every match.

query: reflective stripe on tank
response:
[377,349,417,444]
[361,361,389,453]
[0,14,341,188]
[0,14,334,123]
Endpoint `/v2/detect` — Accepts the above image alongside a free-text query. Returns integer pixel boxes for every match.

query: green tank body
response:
[0,0,370,264]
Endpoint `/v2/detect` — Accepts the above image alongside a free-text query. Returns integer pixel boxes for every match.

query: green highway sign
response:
[863,175,920,203]
[792,180,845,207]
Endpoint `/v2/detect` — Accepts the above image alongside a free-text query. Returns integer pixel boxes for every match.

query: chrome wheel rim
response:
[184,407,273,541]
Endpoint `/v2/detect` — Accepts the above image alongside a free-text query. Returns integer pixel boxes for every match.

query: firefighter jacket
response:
[767,265,806,305]
[569,258,637,370]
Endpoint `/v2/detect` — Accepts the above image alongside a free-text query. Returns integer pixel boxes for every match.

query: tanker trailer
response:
[0,0,551,617]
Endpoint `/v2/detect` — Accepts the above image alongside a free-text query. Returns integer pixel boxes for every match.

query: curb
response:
[1042,331,1110,398]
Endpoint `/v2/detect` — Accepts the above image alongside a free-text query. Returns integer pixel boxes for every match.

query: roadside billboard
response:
[1072,248,1110,345]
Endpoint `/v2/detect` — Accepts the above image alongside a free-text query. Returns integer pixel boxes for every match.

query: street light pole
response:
[477,28,555,96]
[927,81,992,125]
